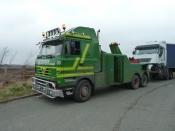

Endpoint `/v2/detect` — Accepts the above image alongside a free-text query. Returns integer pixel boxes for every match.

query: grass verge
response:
[0,80,36,102]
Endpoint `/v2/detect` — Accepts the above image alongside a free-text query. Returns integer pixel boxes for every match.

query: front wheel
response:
[131,75,140,89]
[74,80,92,102]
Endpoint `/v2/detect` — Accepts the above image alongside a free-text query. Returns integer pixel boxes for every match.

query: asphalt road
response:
[0,80,175,131]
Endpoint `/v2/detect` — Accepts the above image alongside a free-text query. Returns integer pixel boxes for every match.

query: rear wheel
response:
[131,75,140,89]
[169,70,173,79]
[140,74,148,87]
[74,80,92,102]
[163,67,170,80]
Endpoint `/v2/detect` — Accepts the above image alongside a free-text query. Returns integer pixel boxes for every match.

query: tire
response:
[140,74,148,87]
[169,70,173,79]
[172,72,174,79]
[159,68,164,80]
[131,75,140,89]
[74,80,92,102]
[163,68,169,80]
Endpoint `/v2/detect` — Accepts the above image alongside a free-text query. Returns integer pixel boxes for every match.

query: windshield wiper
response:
[37,54,55,59]
[46,55,55,58]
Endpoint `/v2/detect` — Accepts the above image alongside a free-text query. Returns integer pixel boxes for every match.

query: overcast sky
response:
[0,0,175,64]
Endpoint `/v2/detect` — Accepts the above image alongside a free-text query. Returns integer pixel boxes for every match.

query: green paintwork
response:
[109,43,122,54]
[35,26,147,90]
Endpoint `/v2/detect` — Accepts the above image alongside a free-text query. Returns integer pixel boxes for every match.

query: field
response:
[0,80,35,102]
[0,65,35,102]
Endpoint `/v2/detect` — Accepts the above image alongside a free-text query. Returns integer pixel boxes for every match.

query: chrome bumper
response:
[32,77,64,98]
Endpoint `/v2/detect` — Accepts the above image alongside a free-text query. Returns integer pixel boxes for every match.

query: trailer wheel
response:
[140,74,148,87]
[131,75,140,89]
[74,80,92,102]
[169,70,173,79]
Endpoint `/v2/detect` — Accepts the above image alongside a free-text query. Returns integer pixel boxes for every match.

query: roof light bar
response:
[43,28,61,38]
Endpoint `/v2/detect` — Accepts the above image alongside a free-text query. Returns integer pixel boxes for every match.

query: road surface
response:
[0,80,175,131]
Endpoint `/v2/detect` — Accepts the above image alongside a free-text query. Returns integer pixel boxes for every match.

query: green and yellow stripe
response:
[80,44,90,64]
[57,72,94,78]
[36,43,94,78]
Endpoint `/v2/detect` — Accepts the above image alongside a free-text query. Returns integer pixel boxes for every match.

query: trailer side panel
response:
[167,44,175,68]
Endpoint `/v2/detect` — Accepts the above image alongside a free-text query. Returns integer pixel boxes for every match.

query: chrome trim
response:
[32,77,56,89]
[32,77,64,98]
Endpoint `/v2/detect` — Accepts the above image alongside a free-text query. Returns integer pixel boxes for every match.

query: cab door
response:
[61,40,81,79]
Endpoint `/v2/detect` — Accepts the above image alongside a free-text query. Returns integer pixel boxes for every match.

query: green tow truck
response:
[32,26,148,102]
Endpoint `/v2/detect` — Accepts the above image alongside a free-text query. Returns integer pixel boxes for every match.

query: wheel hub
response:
[81,86,89,97]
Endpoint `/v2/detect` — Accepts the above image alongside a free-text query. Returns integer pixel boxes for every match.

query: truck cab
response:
[133,41,174,80]
[133,41,166,65]
[33,27,99,100]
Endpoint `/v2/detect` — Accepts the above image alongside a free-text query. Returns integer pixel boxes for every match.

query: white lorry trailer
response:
[133,41,175,80]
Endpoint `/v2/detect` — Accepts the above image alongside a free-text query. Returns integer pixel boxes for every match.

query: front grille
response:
[32,77,64,98]
[36,66,55,77]
[34,78,55,89]
[137,58,151,63]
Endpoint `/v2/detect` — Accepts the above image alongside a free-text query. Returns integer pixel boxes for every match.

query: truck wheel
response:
[159,69,164,80]
[74,80,92,102]
[172,72,174,79]
[165,72,170,80]
[140,74,148,87]
[169,70,173,79]
[131,75,140,89]
[163,68,169,80]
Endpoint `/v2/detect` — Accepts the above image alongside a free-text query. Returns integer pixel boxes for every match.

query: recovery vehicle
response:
[32,26,148,102]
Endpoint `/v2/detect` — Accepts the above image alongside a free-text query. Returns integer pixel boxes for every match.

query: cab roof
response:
[42,26,98,43]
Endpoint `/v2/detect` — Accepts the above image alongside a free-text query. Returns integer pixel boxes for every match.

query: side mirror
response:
[132,50,136,55]
[159,47,164,57]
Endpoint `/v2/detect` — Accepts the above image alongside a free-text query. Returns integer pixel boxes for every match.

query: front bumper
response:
[32,77,64,98]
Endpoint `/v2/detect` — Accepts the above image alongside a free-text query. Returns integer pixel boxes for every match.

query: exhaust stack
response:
[97,29,100,40]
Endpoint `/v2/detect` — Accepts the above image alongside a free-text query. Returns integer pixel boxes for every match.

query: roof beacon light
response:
[62,24,66,31]
[42,32,46,38]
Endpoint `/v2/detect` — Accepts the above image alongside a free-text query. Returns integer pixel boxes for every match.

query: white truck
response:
[133,41,175,80]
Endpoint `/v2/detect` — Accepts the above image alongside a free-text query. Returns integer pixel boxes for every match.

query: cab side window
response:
[65,41,80,55]
[159,47,164,57]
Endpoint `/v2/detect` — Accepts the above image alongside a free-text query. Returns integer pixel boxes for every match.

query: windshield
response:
[135,48,159,55]
[39,41,63,57]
